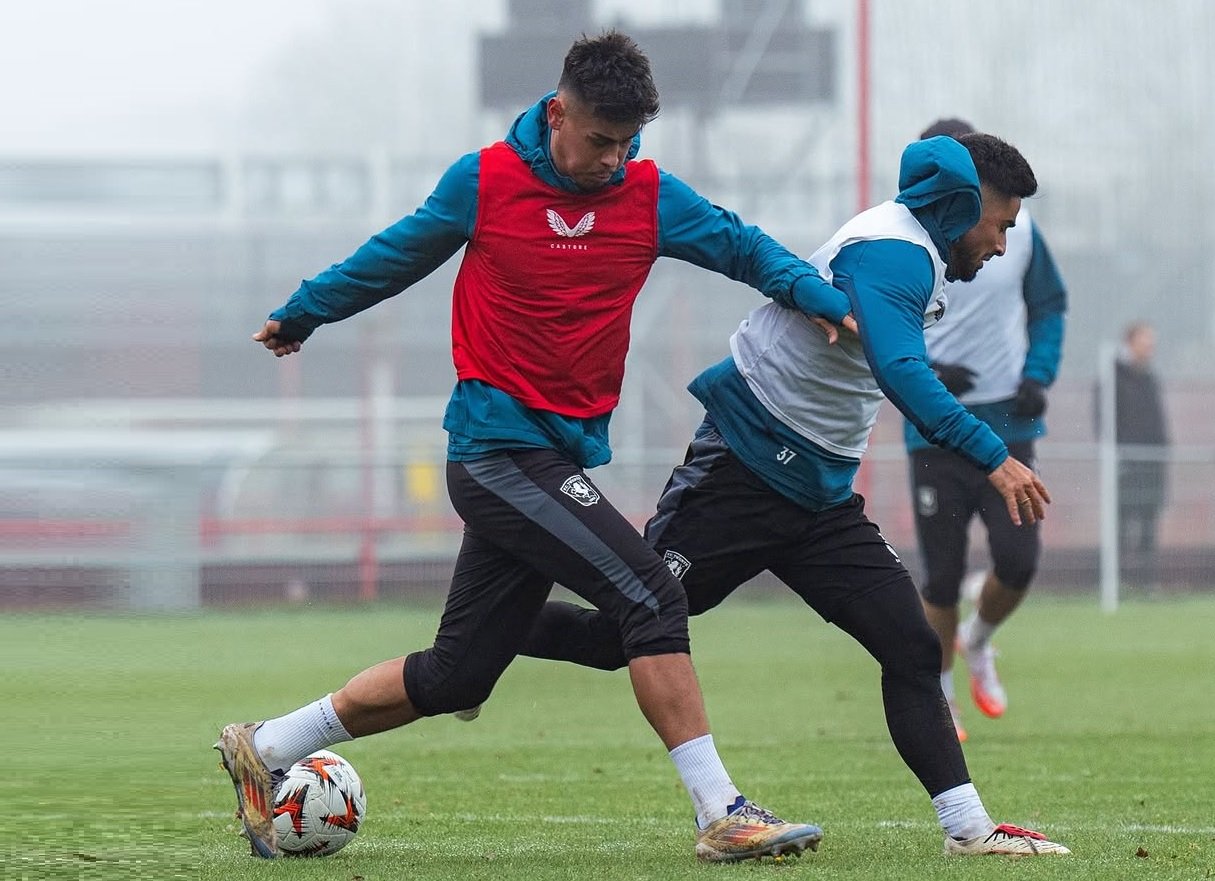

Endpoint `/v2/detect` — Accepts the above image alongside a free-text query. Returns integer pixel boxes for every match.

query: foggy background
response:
[2,0,1211,609]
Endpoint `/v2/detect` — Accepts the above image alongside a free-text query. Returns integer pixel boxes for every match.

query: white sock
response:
[963,613,999,650]
[668,734,743,828]
[932,783,994,840]
[252,694,353,772]
[940,670,955,703]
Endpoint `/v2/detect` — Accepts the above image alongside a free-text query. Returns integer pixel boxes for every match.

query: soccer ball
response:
[271,750,366,856]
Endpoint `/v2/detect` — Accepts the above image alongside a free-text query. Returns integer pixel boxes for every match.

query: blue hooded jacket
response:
[688,137,1009,511]
[265,93,840,468]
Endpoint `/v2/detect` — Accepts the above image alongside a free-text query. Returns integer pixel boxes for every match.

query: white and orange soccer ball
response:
[271,750,366,856]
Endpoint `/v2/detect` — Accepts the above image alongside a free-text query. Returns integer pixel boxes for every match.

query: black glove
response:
[932,363,977,396]
[1013,378,1048,418]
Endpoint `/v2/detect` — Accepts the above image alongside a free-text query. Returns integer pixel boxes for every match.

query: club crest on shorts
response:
[663,550,692,580]
[560,474,600,506]
[917,486,938,517]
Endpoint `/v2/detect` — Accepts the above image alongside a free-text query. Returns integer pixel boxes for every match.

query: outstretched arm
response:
[253,153,478,351]
[655,170,851,322]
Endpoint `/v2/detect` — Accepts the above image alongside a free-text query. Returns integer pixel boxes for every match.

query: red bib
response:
[451,142,659,417]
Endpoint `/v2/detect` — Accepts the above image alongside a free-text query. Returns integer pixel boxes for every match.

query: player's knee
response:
[879,621,942,697]
[912,623,944,673]
[919,578,961,608]
[415,676,495,717]
[991,559,1037,591]
[581,612,630,670]
[894,612,943,672]
[618,575,690,660]
[403,649,497,717]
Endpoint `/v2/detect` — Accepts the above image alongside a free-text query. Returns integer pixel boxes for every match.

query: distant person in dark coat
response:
[1098,320,1170,589]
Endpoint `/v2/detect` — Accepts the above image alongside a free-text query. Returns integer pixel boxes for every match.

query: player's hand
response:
[1013,378,1048,418]
[252,320,303,357]
[809,313,859,345]
[986,455,1050,526]
[932,362,977,395]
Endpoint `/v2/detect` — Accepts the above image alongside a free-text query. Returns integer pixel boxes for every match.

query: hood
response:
[504,91,642,193]
[894,136,981,260]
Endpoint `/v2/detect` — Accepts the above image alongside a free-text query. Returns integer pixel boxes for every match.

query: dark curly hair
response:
[919,117,976,140]
[558,30,660,127]
[957,132,1038,200]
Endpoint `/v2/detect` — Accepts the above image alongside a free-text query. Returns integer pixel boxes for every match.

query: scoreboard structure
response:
[478,0,836,113]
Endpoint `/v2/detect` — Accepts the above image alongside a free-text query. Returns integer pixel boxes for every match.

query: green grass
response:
[3,594,1213,880]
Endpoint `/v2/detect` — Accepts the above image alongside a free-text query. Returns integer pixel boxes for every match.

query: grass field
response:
[3,594,1213,880]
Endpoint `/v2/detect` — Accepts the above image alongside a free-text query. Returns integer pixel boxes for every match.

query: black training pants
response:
[404,448,691,716]
[910,441,1042,606]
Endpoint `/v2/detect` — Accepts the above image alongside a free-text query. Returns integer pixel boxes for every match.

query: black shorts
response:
[909,441,1041,605]
[644,425,910,624]
[404,448,690,716]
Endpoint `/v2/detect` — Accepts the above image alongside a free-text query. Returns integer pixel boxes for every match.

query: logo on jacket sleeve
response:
[663,550,692,580]
[547,209,596,238]
[560,474,601,506]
